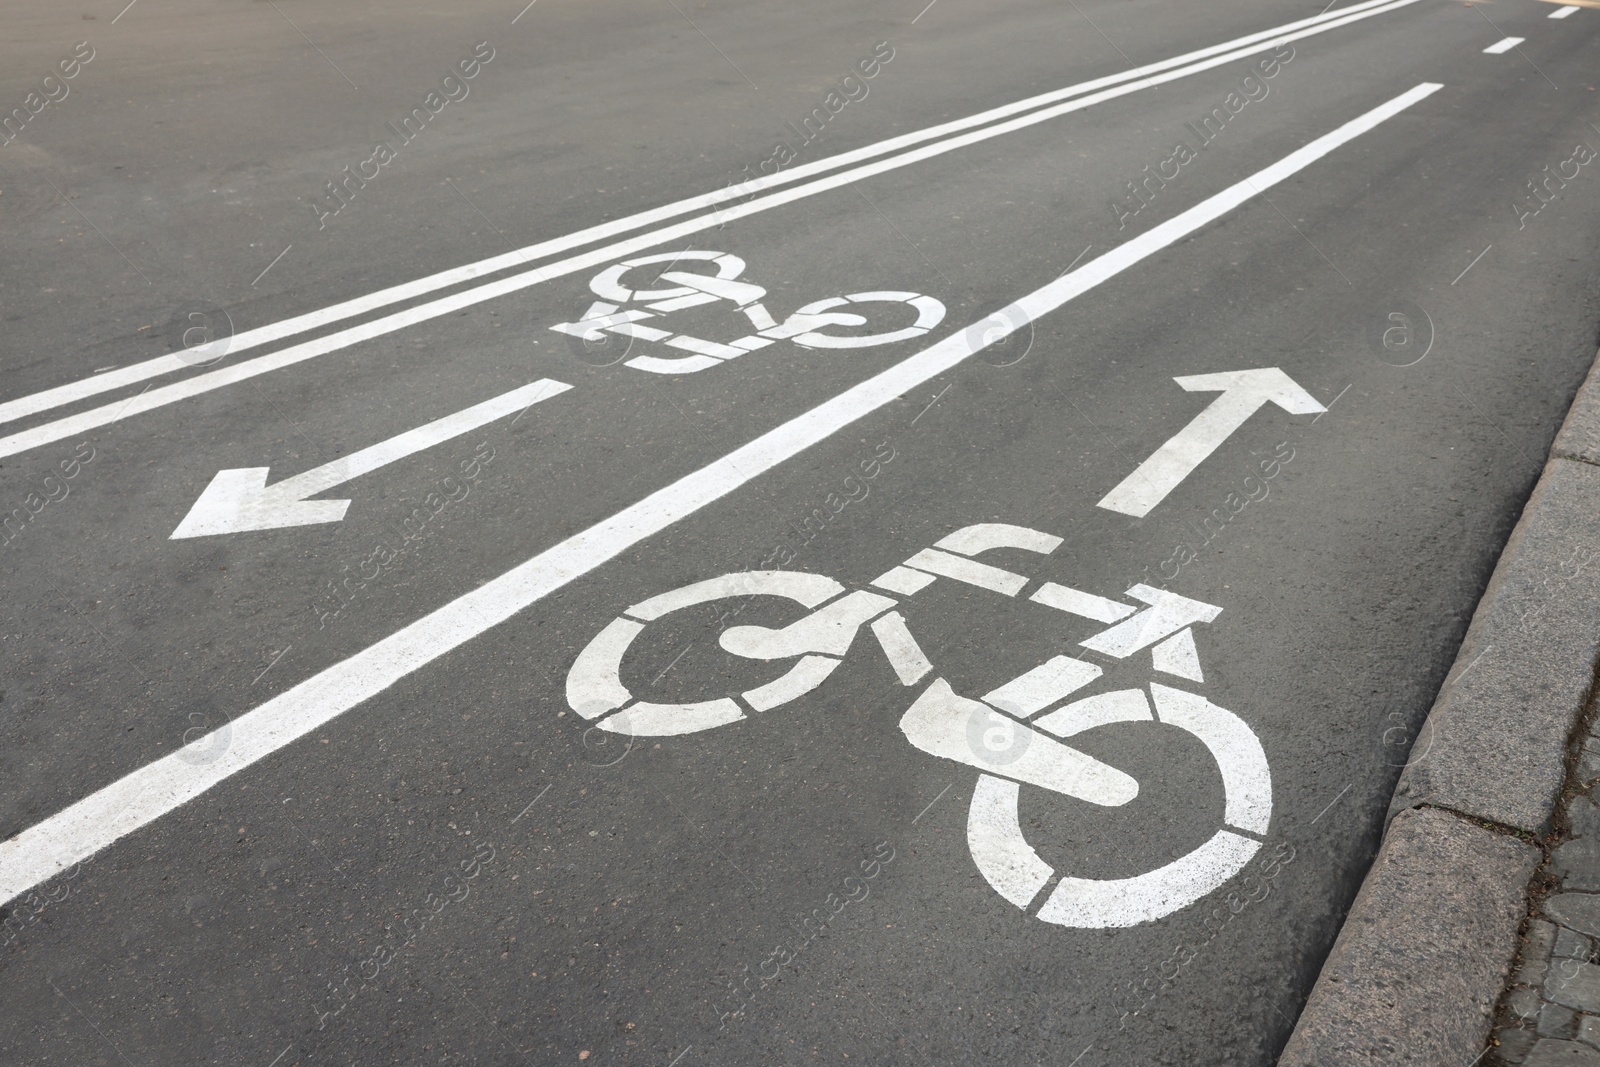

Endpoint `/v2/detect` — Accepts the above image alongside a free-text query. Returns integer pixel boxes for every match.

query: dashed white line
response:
[0,83,1444,905]
[1482,36,1525,53]
[1549,5,1580,17]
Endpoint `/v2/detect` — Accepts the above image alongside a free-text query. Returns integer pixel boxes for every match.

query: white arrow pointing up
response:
[171,378,571,538]
[1097,367,1324,518]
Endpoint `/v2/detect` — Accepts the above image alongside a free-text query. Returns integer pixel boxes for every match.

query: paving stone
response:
[1549,896,1600,939]
[1549,960,1600,1013]
[1570,796,1600,840]
[1581,742,1600,790]
[1517,919,1559,986]
[1500,1027,1539,1064]
[1514,986,1550,1020]
[1388,459,1600,834]
[1580,1016,1600,1051]
[1557,927,1594,962]
[1526,1039,1600,1066]
[1561,841,1600,893]
[1545,1003,1581,1038]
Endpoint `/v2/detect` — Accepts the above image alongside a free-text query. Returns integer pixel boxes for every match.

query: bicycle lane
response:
[0,3,1449,885]
[7,3,1600,1063]
[0,80,1447,1064]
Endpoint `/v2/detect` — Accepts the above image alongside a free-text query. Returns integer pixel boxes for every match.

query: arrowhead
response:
[1172,367,1326,415]
[170,468,350,539]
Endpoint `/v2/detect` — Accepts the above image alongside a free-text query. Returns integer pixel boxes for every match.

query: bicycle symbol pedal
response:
[551,250,946,375]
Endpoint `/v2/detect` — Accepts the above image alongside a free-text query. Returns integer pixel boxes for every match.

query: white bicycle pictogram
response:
[564,523,1272,928]
[551,250,946,375]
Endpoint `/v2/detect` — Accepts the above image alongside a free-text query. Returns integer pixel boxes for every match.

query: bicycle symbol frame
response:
[565,522,1272,928]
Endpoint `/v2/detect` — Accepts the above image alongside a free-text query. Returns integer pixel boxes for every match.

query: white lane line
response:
[1483,36,1525,53]
[0,84,1443,905]
[0,0,1425,436]
[1549,5,1580,17]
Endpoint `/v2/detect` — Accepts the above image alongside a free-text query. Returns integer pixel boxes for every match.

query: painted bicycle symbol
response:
[564,522,1272,929]
[551,250,946,374]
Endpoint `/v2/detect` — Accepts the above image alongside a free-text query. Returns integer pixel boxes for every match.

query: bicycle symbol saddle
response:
[565,523,1271,927]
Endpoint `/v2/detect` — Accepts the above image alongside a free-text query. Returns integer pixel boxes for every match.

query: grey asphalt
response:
[2,0,1599,1064]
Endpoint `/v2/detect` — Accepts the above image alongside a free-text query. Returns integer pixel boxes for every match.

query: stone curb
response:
[1277,809,1540,1065]
[1281,350,1600,1066]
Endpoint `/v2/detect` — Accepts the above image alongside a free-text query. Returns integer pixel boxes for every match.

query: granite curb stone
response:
[1552,347,1600,467]
[1387,456,1600,835]
[1281,350,1600,1066]
[1276,807,1539,1066]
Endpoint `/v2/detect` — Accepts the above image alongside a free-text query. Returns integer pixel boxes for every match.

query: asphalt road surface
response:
[3,0,1599,1064]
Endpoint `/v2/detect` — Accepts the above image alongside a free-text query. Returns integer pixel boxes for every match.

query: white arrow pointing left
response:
[171,378,571,538]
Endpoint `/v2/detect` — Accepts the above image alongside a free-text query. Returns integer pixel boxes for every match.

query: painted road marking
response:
[554,254,946,374]
[1096,368,1325,518]
[899,678,1140,804]
[0,0,1431,460]
[1483,36,1526,53]
[169,379,570,538]
[0,84,1443,905]
[0,0,1417,432]
[1549,6,1580,17]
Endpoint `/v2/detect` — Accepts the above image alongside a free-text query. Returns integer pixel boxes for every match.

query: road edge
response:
[1279,348,1600,1065]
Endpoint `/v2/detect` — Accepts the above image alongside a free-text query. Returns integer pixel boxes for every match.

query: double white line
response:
[0,80,1444,906]
[0,0,1426,461]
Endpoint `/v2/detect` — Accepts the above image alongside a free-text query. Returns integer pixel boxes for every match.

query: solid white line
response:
[0,0,1424,437]
[0,84,1441,906]
[1483,36,1525,53]
[1549,6,1580,18]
